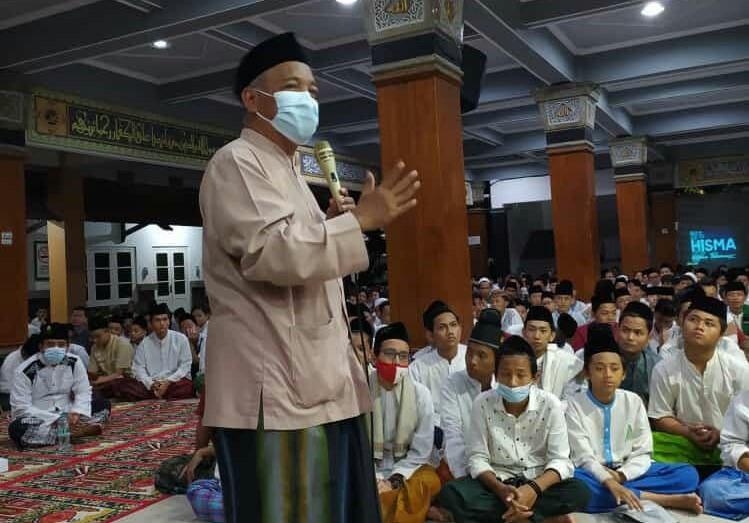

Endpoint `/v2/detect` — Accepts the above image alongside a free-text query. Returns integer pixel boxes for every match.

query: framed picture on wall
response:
[34,241,49,281]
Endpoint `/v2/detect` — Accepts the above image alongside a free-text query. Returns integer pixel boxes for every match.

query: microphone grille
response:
[314,140,331,154]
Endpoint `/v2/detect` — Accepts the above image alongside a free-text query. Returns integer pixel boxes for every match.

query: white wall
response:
[490,169,616,209]
[85,222,203,286]
[26,221,50,294]
[25,222,204,305]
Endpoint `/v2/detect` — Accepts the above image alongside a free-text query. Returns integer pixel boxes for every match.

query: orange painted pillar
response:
[615,179,650,275]
[365,13,472,347]
[610,136,652,275]
[0,148,29,350]
[650,191,678,268]
[47,169,87,322]
[536,83,601,300]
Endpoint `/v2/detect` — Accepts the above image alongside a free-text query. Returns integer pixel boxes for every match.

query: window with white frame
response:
[87,248,136,306]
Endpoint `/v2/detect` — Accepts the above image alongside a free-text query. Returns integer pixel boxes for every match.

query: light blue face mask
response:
[256,90,319,145]
[43,347,66,365]
[496,382,531,403]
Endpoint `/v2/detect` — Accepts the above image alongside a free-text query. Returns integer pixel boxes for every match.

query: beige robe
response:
[200,128,371,430]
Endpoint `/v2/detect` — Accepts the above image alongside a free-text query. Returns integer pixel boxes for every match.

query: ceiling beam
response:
[159,32,371,103]
[469,164,550,181]
[595,88,633,137]
[464,129,505,147]
[580,26,749,86]
[465,131,548,159]
[320,69,376,101]
[112,0,164,14]
[465,1,574,84]
[318,98,379,131]
[0,0,305,72]
[464,105,539,129]
[519,0,642,28]
[0,0,102,32]
[634,101,749,137]
[608,71,749,107]
[159,68,235,103]
[203,22,277,50]
[331,128,380,147]
[465,0,631,137]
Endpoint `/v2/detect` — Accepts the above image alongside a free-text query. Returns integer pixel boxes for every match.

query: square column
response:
[365,0,472,346]
[47,169,87,321]
[610,137,651,275]
[0,147,29,349]
[536,83,601,300]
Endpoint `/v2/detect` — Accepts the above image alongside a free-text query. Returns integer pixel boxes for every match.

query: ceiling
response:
[2,0,749,182]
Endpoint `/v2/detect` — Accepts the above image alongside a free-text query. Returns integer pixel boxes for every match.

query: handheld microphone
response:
[314,140,344,205]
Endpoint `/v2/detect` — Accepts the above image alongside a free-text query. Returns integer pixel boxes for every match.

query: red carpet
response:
[0,400,198,522]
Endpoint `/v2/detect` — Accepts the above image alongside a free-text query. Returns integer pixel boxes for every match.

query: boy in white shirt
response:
[437,336,590,523]
[9,323,109,448]
[369,322,441,523]
[439,308,500,481]
[567,323,701,514]
[410,300,466,436]
[698,390,749,519]
[523,306,583,400]
[0,335,40,412]
[649,296,749,472]
[111,304,194,401]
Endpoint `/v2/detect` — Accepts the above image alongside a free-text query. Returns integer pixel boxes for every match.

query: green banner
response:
[27,90,235,168]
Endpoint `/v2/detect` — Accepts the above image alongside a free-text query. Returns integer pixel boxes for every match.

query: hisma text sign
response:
[688,230,738,265]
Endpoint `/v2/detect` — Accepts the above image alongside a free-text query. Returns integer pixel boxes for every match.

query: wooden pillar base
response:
[548,143,600,301]
[615,175,651,275]
[0,151,28,350]
[374,64,472,347]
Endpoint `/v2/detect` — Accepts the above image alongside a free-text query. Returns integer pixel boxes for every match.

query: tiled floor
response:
[117,496,749,523]
[116,496,199,523]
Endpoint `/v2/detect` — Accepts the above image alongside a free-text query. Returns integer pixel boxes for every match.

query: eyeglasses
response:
[381,349,410,363]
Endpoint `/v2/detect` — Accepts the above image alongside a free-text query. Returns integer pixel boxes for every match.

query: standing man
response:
[199,33,420,523]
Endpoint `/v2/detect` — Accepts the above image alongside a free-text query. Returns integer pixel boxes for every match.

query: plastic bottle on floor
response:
[57,413,72,450]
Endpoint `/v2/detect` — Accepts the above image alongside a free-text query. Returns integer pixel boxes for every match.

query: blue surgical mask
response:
[496,382,531,403]
[256,90,319,145]
[43,347,66,365]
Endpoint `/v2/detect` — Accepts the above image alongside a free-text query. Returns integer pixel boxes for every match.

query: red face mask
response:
[375,360,407,385]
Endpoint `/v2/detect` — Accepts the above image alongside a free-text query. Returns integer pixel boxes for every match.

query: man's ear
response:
[241,88,259,113]
[425,330,434,345]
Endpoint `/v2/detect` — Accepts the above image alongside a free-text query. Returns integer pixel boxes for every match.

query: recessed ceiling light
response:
[641,1,665,17]
[336,0,358,5]
[151,39,170,49]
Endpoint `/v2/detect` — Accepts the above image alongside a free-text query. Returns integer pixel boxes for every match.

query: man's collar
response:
[241,128,298,166]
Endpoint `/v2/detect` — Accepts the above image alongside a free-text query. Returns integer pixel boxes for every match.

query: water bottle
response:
[57,413,72,450]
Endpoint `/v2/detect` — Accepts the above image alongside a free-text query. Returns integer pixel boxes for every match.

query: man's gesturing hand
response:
[352,161,420,232]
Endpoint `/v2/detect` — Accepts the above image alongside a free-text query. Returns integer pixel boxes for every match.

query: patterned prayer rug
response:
[0,400,198,522]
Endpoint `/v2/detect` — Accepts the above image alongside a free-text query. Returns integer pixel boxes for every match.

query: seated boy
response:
[88,315,134,398]
[698,389,749,519]
[567,323,701,514]
[437,336,590,523]
[112,303,194,401]
[440,308,500,480]
[0,335,40,412]
[648,296,749,473]
[617,302,661,406]
[569,293,619,351]
[370,322,442,523]
[9,323,109,448]
[523,306,583,400]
